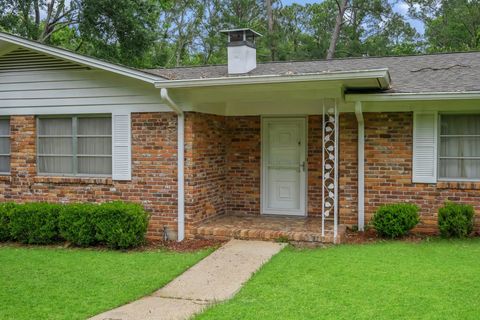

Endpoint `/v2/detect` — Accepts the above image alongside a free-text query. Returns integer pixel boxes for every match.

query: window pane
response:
[77,137,112,155]
[440,137,480,158]
[78,117,111,135]
[38,156,73,174]
[441,115,480,135]
[78,157,112,175]
[439,159,480,180]
[38,137,72,155]
[0,156,9,173]
[0,137,9,154]
[38,118,72,136]
[0,119,9,136]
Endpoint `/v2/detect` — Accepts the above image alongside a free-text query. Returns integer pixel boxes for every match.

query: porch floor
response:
[191,214,346,244]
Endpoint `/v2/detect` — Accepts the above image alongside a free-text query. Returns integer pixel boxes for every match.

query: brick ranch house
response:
[0,29,479,244]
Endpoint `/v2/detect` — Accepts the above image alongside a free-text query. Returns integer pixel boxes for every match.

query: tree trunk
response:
[265,0,275,61]
[326,0,349,60]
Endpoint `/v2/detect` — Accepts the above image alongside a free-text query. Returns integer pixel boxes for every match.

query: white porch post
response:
[355,101,365,231]
[160,88,185,242]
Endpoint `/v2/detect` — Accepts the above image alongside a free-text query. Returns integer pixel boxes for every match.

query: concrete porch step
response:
[190,215,346,244]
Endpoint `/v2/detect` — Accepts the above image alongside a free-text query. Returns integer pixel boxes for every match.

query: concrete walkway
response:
[90,240,286,320]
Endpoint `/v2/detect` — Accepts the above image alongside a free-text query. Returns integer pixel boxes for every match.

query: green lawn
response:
[0,245,211,320]
[197,239,480,320]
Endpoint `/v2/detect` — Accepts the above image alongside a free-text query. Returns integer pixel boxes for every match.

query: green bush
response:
[0,202,17,241]
[59,203,98,246]
[94,201,149,249]
[373,203,420,238]
[9,203,62,244]
[438,202,475,238]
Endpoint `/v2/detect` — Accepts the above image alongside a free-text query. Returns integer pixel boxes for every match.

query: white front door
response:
[262,117,307,216]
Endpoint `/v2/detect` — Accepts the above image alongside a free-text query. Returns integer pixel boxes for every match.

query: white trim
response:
[177,113,185,241]
[0,105,171,116]
[154,69,391,89]
[0,32,162,84]
[346,91,480,102]
[333,100,339,243]
[354,101,365,231]
[159,88,185,242]
[261,116,308,216]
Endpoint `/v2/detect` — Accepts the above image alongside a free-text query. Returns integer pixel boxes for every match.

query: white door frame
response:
[261,116,308,216]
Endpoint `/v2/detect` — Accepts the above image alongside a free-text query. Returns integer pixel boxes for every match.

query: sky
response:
[281,0,425,34]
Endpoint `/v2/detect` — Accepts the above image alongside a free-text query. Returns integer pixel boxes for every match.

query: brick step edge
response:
[190,227,343,243]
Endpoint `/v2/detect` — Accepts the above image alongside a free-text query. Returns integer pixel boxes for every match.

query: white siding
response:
[412,111,438,183]
[0,47,169,114]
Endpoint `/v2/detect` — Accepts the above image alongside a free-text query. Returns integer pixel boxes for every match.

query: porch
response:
[190,215,347,244]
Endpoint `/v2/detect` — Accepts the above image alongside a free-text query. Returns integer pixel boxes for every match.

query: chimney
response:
[220,28,262,75]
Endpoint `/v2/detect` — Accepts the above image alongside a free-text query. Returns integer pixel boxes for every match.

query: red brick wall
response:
[224,115,323,216]
[225,116,261,215]
[307,116,323,216]
[339,113,358,225]
[184,112,227,234]
[4,113,178,241]
[8,111,479,239]
[339,112,480,234]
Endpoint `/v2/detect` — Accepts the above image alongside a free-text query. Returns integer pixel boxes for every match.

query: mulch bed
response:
[344,228,430,244]
[0,239,225,253]
[145,239,225,252]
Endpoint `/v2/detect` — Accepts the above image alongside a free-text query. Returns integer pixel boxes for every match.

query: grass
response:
[0,245,212,320]
[197,239,480,320]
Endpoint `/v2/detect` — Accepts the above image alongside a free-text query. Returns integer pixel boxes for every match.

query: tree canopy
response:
[0,0,476,68]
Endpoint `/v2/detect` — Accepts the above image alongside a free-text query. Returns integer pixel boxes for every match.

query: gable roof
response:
[0,32,164,83]
[146,51,480,94]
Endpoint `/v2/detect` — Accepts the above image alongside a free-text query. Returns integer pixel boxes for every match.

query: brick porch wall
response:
[224,115,323,217]
[184,112,227,235]
[5,113,178,241]
[339,113,358,225]
[340,112,480,234]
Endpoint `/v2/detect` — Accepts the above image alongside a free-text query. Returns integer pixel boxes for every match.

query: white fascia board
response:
[154,69,391,89]
[345,91,480,102]
[0,32,162,84]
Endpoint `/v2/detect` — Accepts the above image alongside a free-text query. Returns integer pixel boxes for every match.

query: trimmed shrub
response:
[373,203,420,238]
[10,203,62,244]
[438,202,475,238]
[59,203,98,246]
[0,202,17,241]
[94,202,149,249]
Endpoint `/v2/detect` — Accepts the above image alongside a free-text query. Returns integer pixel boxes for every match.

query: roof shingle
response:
[145,52,480,93]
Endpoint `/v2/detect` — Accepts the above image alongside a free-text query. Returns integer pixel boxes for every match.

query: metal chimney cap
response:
[219,28,263,37]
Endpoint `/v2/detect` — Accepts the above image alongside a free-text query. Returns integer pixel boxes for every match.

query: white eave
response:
[154,69,391,90]
[345,91,480,102]
[0,32,162,84]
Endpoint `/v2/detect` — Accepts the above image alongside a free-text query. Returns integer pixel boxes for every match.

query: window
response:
[0,118,10,174]
[37,116,112,176]
[439,114,480,180]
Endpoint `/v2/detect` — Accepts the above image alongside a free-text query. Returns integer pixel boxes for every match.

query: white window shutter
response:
[112,112,132,180]
[412,111,437,183]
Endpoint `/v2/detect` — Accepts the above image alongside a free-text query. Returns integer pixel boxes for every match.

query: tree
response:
[407,0,480,52]
[0,0,79,43]
[78,0,164,67]
[326,0,349,59]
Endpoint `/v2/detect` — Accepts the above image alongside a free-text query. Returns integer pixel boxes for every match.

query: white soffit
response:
[0,32,162,84]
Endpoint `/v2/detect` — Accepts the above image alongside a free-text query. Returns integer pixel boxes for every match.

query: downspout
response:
[160,88,185,242]
[355,101,365,231]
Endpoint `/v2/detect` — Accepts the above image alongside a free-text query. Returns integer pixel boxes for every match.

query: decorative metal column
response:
[322,99,339,241]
